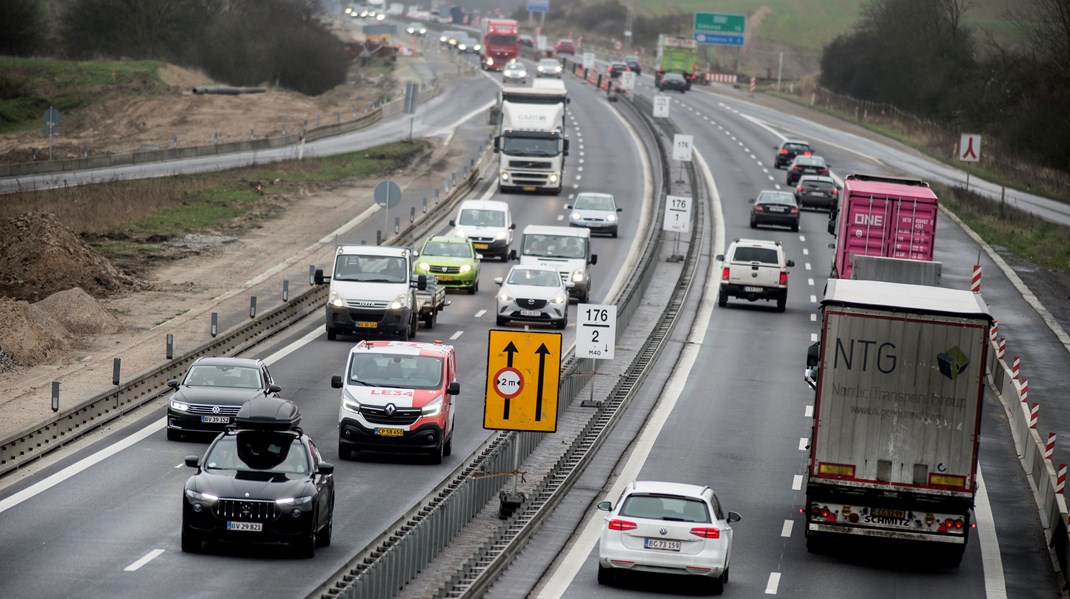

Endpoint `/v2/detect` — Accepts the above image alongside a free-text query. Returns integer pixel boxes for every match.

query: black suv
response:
[793,175,839,211]
[786,155,830,186]
[608,62,629,78]
[624,56,642,76]
[181,397,335,557]
[657,72,688,93]
[774,139,813,169]
[166,357,281,440]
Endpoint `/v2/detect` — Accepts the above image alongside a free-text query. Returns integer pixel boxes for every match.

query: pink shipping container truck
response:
[829,174,939,279]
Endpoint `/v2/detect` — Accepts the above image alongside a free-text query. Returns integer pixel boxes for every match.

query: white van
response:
[510,225,597,302]
[449,199,515,262]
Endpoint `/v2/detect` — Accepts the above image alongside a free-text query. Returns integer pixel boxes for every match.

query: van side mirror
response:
[449,219,456,226]
[509,223,516,230]
[447,381,461,395]
[786,260,795,267]
[493,136,501,153]
[590,254,598,265]
[331,375,343,388]
[313,268,327,285]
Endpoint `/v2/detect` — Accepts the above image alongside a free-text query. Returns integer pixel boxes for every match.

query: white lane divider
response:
[808,278,815,286]
[798,438,808,451]
[811,314,817,322]
[125,549,165,572]
[792,475,803,490]
[557,214,565,221]
[766,572,782,594]
[805,262,812,270]
[805,405,814,418]
[449,331,464,340]
[781,520,793,537]
[810,295,817,303]
[802,248,809,256]
[811,333,819,343]
[474,309,487,318]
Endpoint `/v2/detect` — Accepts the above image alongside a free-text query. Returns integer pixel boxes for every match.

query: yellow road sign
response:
[484,329,562,432]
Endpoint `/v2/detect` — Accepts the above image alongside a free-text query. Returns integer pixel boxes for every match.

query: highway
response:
[0,44,1067,599]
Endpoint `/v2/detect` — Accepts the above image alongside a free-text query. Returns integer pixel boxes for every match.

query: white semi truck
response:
[803,279,992,564]
[493,86,569,195]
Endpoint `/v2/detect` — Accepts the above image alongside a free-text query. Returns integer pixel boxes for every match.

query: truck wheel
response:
[777,295,787,312]
[718,291,728,307]
[424,310,436,329]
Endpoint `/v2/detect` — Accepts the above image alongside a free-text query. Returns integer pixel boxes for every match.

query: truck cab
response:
[494,87,570,195]
[313,245,423,341]
[510,225,597,302]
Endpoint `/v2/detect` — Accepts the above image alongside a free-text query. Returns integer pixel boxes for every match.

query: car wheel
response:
[296,515,316,558]
[554,317,567,330]
[611,229,618,238]
[326,327,337,341]
[338,442,354,461]
[166,428,181,441]
[777,295,787,312]
[181,524,201,553]
[791,221,799,232]
[597,564,616,586]
[496,315,508,326]
[429,439,444,465]
[443,434,453,457]
[749,218,757,229]
[718,287,728,307]
[468,280,478,295]
[315,507,333,547]
[710,570,726,595]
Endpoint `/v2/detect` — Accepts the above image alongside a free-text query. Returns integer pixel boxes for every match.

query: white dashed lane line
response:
[792,475,803,490]
[766,572,782,594]
[125,549,164,572]
[808,278,815,286]
[798,438,808,451]
[781,520,793,537]
[811,313,817,322]
[805,405,814,418]
[810,295,818,303]
[811,333,819,342]
[449,331,463,340]
[805,262,812,270]
[474,309,486,318]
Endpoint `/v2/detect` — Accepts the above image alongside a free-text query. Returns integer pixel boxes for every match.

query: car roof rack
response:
[233,396,302,431]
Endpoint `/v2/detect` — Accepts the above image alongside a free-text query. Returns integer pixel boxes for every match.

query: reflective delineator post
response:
[1045,433,1057,460]
[971,264,982,293]
[1011,356,1021,379]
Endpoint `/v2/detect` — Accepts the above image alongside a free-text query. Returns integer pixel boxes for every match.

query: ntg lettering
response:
[834,338,896,373]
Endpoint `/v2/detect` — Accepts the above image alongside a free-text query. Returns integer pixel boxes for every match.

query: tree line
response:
[0,0,350,96]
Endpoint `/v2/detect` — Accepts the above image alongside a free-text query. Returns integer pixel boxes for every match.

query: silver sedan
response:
[494,265,570,329]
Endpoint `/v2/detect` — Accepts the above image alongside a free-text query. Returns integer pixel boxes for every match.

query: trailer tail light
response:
[779,272,788,285]
[817,462,856,478]
[810,504,836,522]
[690,527,721,539]
[721,267,730,281]
[608,519,637,531]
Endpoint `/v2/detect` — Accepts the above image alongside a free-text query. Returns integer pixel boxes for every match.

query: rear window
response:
[732,247,779,264]
[785,143,811,153]
[802,179,836,191]
[758,192,796,206]
[619,493,710,523]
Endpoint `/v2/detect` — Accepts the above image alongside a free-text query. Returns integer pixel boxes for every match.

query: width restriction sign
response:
[484,329,562,432]
[577,304,616,360]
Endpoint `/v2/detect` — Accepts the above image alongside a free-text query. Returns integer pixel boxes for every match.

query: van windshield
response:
[458,209,506,227]
[348,354,444,389]
[522,234,586,259]
[334,255,408,283]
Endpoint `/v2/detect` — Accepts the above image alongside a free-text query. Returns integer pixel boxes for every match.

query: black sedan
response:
[166,356,281,440]
[786,154,830,186]
[608,62,629,78]
[794,175,839,211]
[774,139,813,169]
[624,56,642,76]
[750,190,800,231]
[182,397,335,557]
[657,72,688,93]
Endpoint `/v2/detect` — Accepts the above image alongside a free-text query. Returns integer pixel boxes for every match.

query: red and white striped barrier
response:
[703,73,738,84]
[599,75,609,91]
[574,65,584,78]
[990,320,998,341]
[1058,464,1067,494]
[971,264,982,293]
[997,337,1006,360]
[1046,433,1057,460]
[586,69,598,85]
[1011,356,1021,378]
[1020,378,1029,403]
[1030,403,1040,429]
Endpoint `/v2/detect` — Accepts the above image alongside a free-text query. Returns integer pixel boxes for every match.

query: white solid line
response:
[805,405,814,418]
[766,572,782,594]
[781,520,793,537]
[449,331,463,340]
[792,474,803,490]
[125,549,165,572]
[265,326,324,363]
[975,468,1008,598]
[474,309,487,318]
[799,438,808,451]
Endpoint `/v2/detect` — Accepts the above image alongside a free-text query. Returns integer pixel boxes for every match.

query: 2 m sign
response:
[577,304,616,360]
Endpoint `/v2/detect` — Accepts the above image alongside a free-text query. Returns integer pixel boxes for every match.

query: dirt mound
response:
[36,287,123,335]
[0,298,69,367]
[0,212,139,302]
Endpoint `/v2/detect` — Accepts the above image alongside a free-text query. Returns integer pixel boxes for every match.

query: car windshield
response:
[574,194,615,211]
[619,493,711,523]
[204,433,308,475]
[796,156,825,166]
[458,208,506,227]
[522,234,587,258]
[500,135,560,157]
[422,241,472,258]
[733,247,779,264]
[333,255,408,283]
[507,269,561,287]
[184,364,262,389]
[539,59,560,68]
[758,192,796,205]
[347,354,443,389]
[506,64,525,73]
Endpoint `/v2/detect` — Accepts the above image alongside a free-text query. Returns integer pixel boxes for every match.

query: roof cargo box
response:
[235,397,302,430]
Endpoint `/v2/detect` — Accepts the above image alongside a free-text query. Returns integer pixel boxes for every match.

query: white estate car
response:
[494,265,570,329]
[597,481,741,594]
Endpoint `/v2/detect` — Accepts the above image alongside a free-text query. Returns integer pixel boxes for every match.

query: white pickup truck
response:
[715,238,795,312]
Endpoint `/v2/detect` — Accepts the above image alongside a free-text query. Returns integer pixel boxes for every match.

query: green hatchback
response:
[414,236,481,294]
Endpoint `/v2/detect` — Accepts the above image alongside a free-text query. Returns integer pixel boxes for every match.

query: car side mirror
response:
[715,254,725,261]
[167,380,180,390]
[184,455,200,468]
[509,223,516,230]
[727,511,742,523]
[596,501,613,511]
[590,254,598,265]
[447,381,461,395]
[564,205,572,210]
[313,268,327,285]
[494,277,504,285]
[331,375,343,389]
[449,219,456,226]
[787,260,795,267]
[317,463,335,475]
[616,208,622,212]
[565,281,575,288]
[268,384,282,394]
[476,253,484,260]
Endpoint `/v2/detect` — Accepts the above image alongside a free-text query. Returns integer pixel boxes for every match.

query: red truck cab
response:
[481,18,519,70]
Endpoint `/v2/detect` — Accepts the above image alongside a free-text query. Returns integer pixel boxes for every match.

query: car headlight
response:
[552,294,568,305]
[571,270,586,282]
[440,35,448,42]
[495,231,508,240]
[185,488,218,503]
[421,395,443,417]
[342,388,361,413]
[571,212,582,221]
[474,44,482,51]
[170,399,190,411]
[498,292,512,303]
[458,44,467,50]
[500,172,510,181]
[537,66,545,72]
[390,293,407,310]
[606,213,618,222]
[417,262,431,272]
[549,173,559,183]
[376,13,385,20]
[277,495,313,507]
[329,290,346,308]
[459,264,472,273]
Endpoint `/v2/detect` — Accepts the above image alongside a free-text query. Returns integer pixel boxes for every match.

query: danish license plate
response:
[744,286,764,293]
[201,415,230,424]
[643,538,681,552]
[523,186,536,191]
[356,321,378,329]
[521,309,541,317]
[437,275,453,282]
[874,508,906,518]
[227,521,262,532]
[376,427,404,437]
[473,243,489,250]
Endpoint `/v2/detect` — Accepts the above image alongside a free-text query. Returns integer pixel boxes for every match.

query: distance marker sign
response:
[576,304,616,360]
[484,330,562,432]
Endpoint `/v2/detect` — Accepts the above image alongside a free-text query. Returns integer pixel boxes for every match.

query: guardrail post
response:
[283,280,289,302]
[112,358,121,409]
[166,334,174,359]
[395,216,400,234]
[249,296,257,319]
[423,197,428,213]
[211,312,218,337]
[409,206,416,223]
[377,230,383,245]
[51,381,59,413]
[435,188,441,203]
[309,265,316,286]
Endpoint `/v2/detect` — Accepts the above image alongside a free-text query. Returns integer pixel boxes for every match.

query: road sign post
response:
[692,12,746,46]
[664,195,692,262]
[577,304,616,407]
[653,95,671,118]
[957,133,981,192]
[672,134,693,184]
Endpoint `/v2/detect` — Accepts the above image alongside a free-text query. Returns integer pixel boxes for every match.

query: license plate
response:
[356,321,378,329]
[473,243,489,249]
[201,415,230,424]
[436,275,453,282]
[520,309,541,317]
[643,538,681,552]
[769,207,786,212]
[744,286,764,293]
[376,427,404,437]
[523,186,536,191]
[227,521,263,532]
[874,508,906,518]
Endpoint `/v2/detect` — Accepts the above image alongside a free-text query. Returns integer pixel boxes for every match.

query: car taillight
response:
[690,527,721,539]
[608,519,637,531]
[779,271,788,285]
[793,165,802,171]
[820,167,829,174]
[831,188,838,196]
[803,150,812,155]
[790,207,798,215]
[796,186,803,193]
[721,267,730,281]
[754,204,764,212]
[779,148,788,155]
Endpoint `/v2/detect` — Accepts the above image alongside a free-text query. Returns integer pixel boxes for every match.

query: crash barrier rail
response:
[0,80,444,180]
[0,139,492,479]
[987,338,1070,587]
[313,90,691,599]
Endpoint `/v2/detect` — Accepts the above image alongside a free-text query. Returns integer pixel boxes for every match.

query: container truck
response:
[493,86,570,195]
[828,174,939,280]
[803,279,992,564]
[654,35,698,89]
[481,18,519,71]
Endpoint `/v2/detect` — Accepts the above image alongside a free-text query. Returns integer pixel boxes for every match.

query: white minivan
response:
[510,225,597,302]
[449,199,515,262]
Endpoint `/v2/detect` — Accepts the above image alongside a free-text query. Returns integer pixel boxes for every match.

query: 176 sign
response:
[576,304,616,360]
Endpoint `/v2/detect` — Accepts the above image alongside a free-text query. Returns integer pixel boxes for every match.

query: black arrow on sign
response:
[534,343,551,421]
[503,341,519,419]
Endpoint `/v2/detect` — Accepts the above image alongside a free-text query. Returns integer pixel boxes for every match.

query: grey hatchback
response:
[793,175,839,211]
[750,190,800,231]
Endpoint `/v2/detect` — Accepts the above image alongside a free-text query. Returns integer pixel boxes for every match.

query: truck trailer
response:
[493,86,569,194]
[655,35,698,89]
[803,279,991,564]
[829,174,939,280]
[481,18,519,70]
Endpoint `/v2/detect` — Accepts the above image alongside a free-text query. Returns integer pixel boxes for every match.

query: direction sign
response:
[484,329,562,432]
[958,133,981,163]
[672,134,694,162]
[694,12,745,34]
[620,71,636,92]
[373,180,402,208]
[693,32,745,47]
[577,304,616,360]
[582,52,596,70]
[653,95,671,118]
[663,195,692,233]
[527,0,549,14]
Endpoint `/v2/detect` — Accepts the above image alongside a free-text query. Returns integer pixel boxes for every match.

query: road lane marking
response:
[811,314,817,322]
[805,262,811,270]
[474,309,487,318]
[802,248,809,255]
[765,572,782,594]
[781,520,793,537]
[810,295,817,303]
[976,468,1008,598]
[449,331,463,340]
[805,405,813,418]
[792,475,803,490]
[808,278,814,286]
[811,333,818,342]
[125,549,165,572]
[799,438,808,451]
